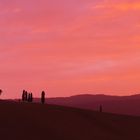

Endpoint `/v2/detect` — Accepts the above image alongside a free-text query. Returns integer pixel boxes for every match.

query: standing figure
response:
[41,91,45,104]
[99,105,103,113]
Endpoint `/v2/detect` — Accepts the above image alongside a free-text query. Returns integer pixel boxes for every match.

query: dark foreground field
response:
[0,101,140,140]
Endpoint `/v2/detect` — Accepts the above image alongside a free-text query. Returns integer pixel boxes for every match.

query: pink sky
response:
[0,0,140,98]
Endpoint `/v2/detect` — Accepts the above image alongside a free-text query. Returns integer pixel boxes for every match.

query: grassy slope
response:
[0,101,140,140]
[46,95,140,116]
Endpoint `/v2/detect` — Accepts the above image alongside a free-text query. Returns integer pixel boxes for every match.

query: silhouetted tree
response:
[25,91,28,101]
[0,89,3,95]
[28,93,31,102]
[22,90,32,102]
[99,105,102,113]
[30,93,33,102]
[27,93,33,102]
[22,90,25,101]
[41,91,45,104]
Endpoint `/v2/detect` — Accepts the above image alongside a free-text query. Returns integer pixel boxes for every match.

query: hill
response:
[45,94,140,116]
[0,100,140,140]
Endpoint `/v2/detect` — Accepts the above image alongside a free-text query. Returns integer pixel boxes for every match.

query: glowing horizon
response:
[1,0,140,99]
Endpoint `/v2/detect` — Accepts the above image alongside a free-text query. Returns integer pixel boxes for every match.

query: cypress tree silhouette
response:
[41,91,45,104]
[30,93,33,102]
[27,93,33,102]
[25,91,28,101]
[27,93,30,102]
[99,105,103,113]
[22,90,25,101]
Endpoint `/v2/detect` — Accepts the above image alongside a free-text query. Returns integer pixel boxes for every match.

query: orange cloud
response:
[92,2,140,11]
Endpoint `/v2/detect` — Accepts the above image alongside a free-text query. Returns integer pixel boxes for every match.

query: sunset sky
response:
[0,0,140,98]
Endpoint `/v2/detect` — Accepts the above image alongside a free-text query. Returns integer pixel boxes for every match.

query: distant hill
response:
[40,94,140,116]
[1,100,140,140]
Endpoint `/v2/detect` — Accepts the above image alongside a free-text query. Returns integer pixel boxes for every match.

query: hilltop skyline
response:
[0,0,140,98]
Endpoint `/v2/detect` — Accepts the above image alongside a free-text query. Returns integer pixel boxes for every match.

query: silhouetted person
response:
[41,91,45,104]
[99,105,102,113]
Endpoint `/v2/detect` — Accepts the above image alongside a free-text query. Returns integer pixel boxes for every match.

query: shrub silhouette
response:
[41,91,45,104]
